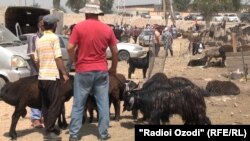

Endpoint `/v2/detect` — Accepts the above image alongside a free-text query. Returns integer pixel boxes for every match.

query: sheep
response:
[127,51,150,79]
[124,73,211,124]
[0,75,74,140]
[205,80,240,96]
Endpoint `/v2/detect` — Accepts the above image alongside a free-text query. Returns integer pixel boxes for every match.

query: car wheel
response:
[118,50,130,61]
[0,77,6,91]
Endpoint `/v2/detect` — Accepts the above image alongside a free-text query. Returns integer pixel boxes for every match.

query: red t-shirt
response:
[69,19,117,72]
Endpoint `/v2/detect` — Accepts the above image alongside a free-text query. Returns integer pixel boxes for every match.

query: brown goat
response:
[83,73,126,123]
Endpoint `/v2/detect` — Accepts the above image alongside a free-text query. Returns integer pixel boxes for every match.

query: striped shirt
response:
[34,30,62,81]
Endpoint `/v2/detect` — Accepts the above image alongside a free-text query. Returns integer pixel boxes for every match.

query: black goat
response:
[124,85,211,125]
[187,56,208,66]
[205,80,240,96]
[127,51,150,79]
[124,73,211,124]
[0,75,73,140]
[187,56,224,67]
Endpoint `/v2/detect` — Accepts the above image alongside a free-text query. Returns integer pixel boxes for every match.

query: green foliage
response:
[192,0,241,13]
[53,0,61,9]
[173,0,191,12]
[192,0,220,21]
[191,0,242,24]
[66,0,86,13]
[231,0,241,11]
[100,0,114,13]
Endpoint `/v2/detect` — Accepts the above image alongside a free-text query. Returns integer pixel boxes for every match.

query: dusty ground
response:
[0,12,250,141]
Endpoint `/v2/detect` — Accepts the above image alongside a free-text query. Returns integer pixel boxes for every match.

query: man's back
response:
[69,19,117,72]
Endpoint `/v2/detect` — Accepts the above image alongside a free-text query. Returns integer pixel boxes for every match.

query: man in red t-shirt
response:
[67,0,118,141]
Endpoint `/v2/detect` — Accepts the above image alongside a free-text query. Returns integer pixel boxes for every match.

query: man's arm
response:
[109,45,118,76]
[55,57,69,82]
[67,43,76,64]
[155,31,161,45]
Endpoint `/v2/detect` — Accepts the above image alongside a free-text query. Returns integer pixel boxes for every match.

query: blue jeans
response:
[69,71,110,139]
[31,108,42,120]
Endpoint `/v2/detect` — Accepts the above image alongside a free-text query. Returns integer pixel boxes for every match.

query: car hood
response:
[1,44,29,59]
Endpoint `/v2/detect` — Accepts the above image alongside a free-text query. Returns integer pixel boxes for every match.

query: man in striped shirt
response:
[34,14,69,141]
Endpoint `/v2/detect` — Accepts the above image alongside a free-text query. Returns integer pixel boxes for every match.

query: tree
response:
[53,0,61,9]
[173,0,191,12]
[66,0,86,13]
[192,0,242,28]
[192,0,220,27]
[231,0,241,11]
[100,0,114,13]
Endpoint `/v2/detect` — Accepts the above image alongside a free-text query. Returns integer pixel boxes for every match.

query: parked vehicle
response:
[224,13,240,22]
[141,13,151,18]
[0,27,75,91]
[239,12,250,22]
[118,12,133,17]
[212,14,224,22]
[184,14,204,21]
[0,24,30,90]
[174,12,183,20]
[5,6,50,36]
[106,43,146,61]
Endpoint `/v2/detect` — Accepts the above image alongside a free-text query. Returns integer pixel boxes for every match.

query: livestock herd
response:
[0,71,240,139]
[0,22,248,140]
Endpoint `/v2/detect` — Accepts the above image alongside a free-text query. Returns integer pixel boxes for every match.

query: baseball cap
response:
[42,14,59,24]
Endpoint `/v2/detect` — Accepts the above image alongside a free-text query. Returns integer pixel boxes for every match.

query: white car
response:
[106,43,146,61]
[212,14,224,22]
[224,13,240,22]
[0,25,30,90]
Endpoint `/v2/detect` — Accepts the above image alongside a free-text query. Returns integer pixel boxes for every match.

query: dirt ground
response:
[0,13,250,141]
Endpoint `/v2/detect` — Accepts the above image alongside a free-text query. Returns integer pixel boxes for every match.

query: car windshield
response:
[0,24,20,44]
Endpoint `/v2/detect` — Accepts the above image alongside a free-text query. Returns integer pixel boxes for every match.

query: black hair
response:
[38,16,44,23]
[43,21,56,30]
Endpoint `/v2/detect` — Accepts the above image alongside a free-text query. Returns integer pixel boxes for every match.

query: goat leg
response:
[9,103,26,140]
[142,69,147,79]
[82,107,87,124]
[132,109,138,120]
[58,104,68,129]
[148,109,161,125]
[128,67,133,79]
[88,106,94,123]
[113,100,120,121]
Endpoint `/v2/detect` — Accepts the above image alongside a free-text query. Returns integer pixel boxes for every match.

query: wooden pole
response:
[163,0,167,26]
[241,48,248,82]
[231,33,237,53]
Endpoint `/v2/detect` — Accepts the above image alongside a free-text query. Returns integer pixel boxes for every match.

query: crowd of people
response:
[24,0,182,140]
